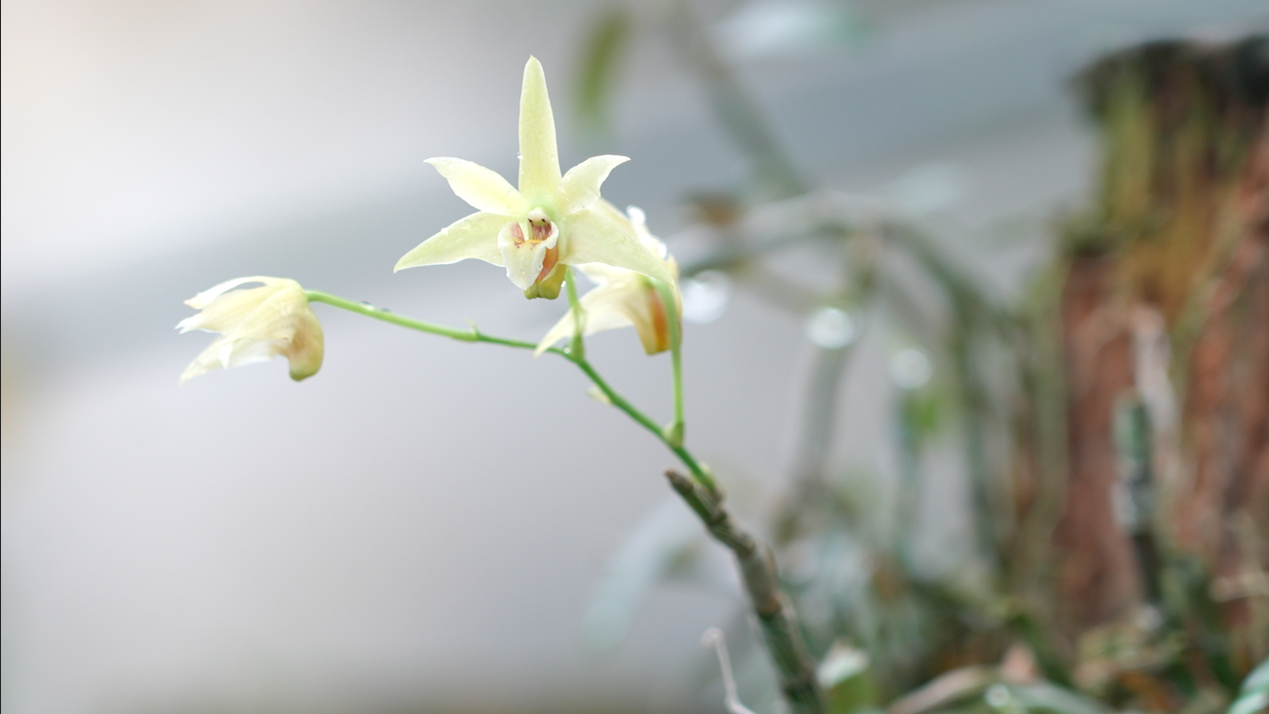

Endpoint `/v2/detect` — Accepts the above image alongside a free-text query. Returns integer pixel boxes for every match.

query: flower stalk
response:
[654,277,686,449]
[303,289,715,490]
[306,293,794,702]
[564,267,586,361]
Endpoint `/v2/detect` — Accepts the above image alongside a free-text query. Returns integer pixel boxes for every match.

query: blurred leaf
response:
[899,387,945,447]
[1227,657,1269,714]
[887,666,994,714]
[1008,682,1115,714]
[713,0,870,61]
[818,640,878,713]
[575,5,631,134]
[581,498,705,651]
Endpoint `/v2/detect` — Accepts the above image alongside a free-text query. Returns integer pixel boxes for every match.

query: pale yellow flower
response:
[395,57,673,299]
[537,205,680,355]
[177,277,323,383]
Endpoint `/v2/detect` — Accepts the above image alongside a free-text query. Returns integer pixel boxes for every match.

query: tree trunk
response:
[1051,36,1268,687]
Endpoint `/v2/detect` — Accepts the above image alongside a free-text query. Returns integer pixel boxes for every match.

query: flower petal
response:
[535,312,576,356]
[180,337,231,383]
[559,209,675,286]
[283,307,324,381]
[559,155,629,215]
[575,262,629,285]
[395,211,507,271]
[219,336,283,370]
[183,275,279,310]
[232,286,308,340]
[425,158,525,215]
[178,285,281,333]
[535,284,638,356]
[518,56,562,203]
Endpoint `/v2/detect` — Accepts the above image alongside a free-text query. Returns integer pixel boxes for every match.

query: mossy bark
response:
[1049,37,1268,694]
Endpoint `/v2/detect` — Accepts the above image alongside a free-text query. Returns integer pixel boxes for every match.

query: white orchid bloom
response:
[395,56,673,299]
[537,205,681,355]
[177,276,324,383]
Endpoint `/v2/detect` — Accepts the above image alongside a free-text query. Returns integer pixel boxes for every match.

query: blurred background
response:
[2,1,1266,713]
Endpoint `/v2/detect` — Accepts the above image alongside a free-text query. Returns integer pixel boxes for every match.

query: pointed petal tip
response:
[559,155,632,215]
[423,156,463,171]
[392,254,413,272]
[522,56,546,88]
[426,158,524,214]
[395,212,507,273]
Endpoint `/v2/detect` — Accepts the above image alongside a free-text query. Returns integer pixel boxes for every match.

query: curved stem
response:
[309,288,793,703]
[562,356,715,491]
[305,289,715,491]
[568,357,664,439]
[305,291,546,350]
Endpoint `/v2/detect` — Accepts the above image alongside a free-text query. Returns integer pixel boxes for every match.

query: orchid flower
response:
[537,205,680,355]
[177,276,324,383]
[395,56,673,299]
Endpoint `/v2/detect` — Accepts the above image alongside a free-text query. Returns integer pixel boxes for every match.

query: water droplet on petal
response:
[681,271,732,324]
[805,306,857,349]
[890,348,932,390]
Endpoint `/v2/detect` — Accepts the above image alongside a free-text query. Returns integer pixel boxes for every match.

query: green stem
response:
[305,291,546,351]
[653,279,685,449]
[305,289,715,491]
[554,354,714,491]
[564,267,586,361]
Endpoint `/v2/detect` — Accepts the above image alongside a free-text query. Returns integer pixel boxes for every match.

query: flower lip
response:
[523,209,558,244]
[498,211,562,291]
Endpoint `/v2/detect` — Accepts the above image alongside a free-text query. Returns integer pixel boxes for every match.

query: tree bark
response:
[1051,37,1268,676]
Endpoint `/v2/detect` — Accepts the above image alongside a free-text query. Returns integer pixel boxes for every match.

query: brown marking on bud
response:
[645,283,670,354]
[536,245,560,283]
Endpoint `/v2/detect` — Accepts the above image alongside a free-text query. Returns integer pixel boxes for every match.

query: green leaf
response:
[1228,658,1269,714]
[818,640,877,713]
[575,6,631,135]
